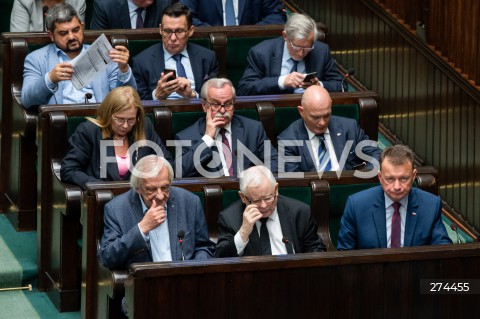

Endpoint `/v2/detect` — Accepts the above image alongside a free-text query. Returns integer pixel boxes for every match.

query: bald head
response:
[298,86,332,135]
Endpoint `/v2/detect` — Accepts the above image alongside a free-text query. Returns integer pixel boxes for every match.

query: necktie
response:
[290,58,298,73]
[259,218,272,255]
[391,202,401,248]
[135,7,144,29]
[225,0,236,26]
[172,54,187,78]
[317,134,331,172]
[219,128,234,176]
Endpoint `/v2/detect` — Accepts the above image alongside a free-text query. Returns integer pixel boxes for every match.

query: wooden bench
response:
[80,168,438,319]
[125,243,480,318]
[0,23,327,230]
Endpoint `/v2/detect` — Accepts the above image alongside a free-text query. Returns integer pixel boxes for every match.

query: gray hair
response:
[239,166,276,194]
[200,78,236,100]
[130,155,174,189]
[284,13,318,41]
[46,3,79,32]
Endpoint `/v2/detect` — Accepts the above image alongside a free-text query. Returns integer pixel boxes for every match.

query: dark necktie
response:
[290,58,298,73]
[219,128,234,176]
[317,134,331,172]
[260,218,272,255]
[172,54,187,78]
[135,7,144,29]
[225,0,236,26]
[391,202,401,248]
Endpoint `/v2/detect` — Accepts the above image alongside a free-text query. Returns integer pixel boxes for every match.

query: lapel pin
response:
[412,212,417,216]
[337,132,341,136]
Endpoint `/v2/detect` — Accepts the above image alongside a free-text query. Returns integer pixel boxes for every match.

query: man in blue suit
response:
[181,0,286,26]
[337,145,452,250]
[277,86,381,173]
[132,3,218,100]
[175,78,278,178]
[21,3,136,109]
[237,13,342,96]
[98,155,215,270]
[90,0,171,30]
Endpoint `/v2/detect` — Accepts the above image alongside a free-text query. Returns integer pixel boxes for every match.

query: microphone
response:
[43,6,49,32]
[450,223,462,244]
[84,93,92,103]
[341,68,355,92]
[282,237,295,254]
[177,230,186,261]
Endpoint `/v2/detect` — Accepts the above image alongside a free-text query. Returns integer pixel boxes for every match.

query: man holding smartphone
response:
[132,3,219,100]
[237,13,343,96]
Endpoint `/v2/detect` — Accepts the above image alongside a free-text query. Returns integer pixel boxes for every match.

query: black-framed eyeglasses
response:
[289,40,315,52]
[204,100,235,111]
[160,28,190,38]
[244,194,277,205]
[112,116,137,126]
[142,185,171,195]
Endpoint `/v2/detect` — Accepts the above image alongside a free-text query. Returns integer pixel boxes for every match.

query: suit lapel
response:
[371,191,387,248]
[215,0,223,20]
[166,191,181,260]
[327,118,345,162]
[152,45,165,84]
[116,0,131,29]
[186,43,204,91]
[105,139,121,180]
[277,198,295,253]
[271,38,285,77]
[248,224,263,255]
[230,116,245,176]
[130,190,153,259]
[297,122,317,171]
[404,190,419,247]
[47,46,63,104]
[237,0,246,24]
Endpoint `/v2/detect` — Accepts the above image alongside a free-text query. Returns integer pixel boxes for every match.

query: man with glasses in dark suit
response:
[131,2,218,100]
[215,165,326,257]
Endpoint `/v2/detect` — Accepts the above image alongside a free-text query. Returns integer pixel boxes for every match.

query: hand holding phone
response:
[163,68,176,80]
[303,72,317,82]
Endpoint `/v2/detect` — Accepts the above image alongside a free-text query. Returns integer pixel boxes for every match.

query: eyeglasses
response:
[161,28,189,38]
[112,116,136,126]
[244,194,277,205]
[204,100,235,111]
[143,185,170,195]
[289,40,315,52]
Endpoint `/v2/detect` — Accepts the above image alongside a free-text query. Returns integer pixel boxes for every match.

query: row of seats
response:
[0,23,328,231]
[37,91,379,312]
[82,169,439,319]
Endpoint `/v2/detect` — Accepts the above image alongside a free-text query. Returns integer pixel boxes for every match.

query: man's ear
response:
[282,31,288,42]
[47,30,54,42]
[239,191,249,205]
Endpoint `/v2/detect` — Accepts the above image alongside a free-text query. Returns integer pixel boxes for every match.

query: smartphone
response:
[163,68,177,80]
[303,72,317,82]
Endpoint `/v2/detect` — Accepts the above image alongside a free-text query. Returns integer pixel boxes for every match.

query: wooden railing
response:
[296,0,480,235]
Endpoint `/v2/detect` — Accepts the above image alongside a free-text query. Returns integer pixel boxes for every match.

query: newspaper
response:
[71,33,113,90]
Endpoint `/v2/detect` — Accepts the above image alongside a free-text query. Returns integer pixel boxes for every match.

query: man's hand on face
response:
[238,204,263,243]
[204,106,228,138]
[138,199,167,234]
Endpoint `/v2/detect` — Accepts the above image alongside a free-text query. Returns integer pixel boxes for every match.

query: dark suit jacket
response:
[98,187,215,270]
[90,0,171,29]
[336,186,452,250]
[131,42,219,100]
[277,116,382,172]
[236,37,343,95]
[60,118,173,189]
[181,0,286,26]
[174,115,278,177]
[216,195,326,257]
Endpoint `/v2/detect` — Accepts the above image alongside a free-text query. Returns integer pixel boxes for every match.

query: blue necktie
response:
[172,54,187,78]
[225,0,236,26]
[290,58,298,73]
[317,134,332,172]
[135,7,144,29]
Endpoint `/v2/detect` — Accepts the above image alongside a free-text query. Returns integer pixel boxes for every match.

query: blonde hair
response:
[88,86,146,142]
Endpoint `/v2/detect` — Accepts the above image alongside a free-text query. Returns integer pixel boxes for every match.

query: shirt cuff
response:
[45,73,58,93]
[234,232,248,256]
[278,75,288,90]
[137,223,149,242]
[117,67,132,83]
[201,134,215,148]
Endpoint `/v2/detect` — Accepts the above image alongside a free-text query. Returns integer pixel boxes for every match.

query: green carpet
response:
[0,291,40,319]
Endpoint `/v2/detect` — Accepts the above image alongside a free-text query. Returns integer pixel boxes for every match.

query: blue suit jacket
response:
[237,37,343,95]
[174,115,279,177]
[60,119,173,189]
[216,195,326,257]
[21,44,136,109]
[90,0,171,29]
[181,0,286,26]
[277,116,382,172]
[337,186,452,250]
[98,187,215,270]
[131,42,219,100]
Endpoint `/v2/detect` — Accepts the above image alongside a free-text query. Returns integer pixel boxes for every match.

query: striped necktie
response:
[317,134,332,172]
